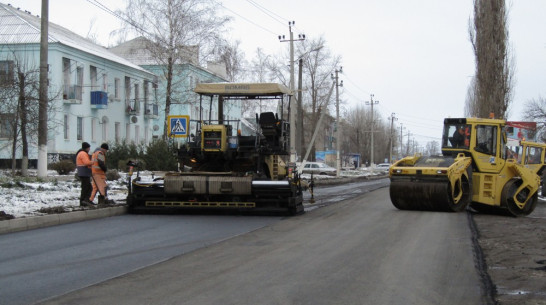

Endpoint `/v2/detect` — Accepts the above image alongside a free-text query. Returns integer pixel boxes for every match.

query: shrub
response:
[49,160,76,175]
[106,169,121,181]
[142,139,178,171]
[106,141,144,170]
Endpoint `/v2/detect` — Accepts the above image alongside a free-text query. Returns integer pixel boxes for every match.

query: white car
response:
[300,162,337,176]
[376,163,391,172]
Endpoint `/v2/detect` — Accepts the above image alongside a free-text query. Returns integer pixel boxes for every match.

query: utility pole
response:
[406,131,411,156]
[389,113,397,163]
[399,124,405,159]
[297,57,303,158]
[279,21,305,163]
[296,46,322,159]
[38,0,49,178]
[332,67,343,176]
[365,94,379,166]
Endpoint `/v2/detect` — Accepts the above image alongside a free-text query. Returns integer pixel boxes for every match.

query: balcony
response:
[126,99,139,115]
[63,85,82,104]
[90,91,108,109]
[144,103,159,119]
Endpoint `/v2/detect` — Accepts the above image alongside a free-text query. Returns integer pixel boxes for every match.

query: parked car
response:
[300,162,337,176]
[376,163,391,173]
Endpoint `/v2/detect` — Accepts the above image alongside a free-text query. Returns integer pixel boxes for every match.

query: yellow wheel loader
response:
[389,118,540,216]
[516,140,546,196]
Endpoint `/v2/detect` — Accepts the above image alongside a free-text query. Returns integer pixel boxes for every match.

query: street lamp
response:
[296,46,323,158]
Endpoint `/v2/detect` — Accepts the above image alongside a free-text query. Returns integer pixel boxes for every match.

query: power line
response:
[84,0,152,38]
[246,0,288,26]
[85,0,128,27]
[343,73,370,96]
[220,4,279,36]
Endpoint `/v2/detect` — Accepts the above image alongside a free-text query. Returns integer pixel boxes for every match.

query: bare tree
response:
[241,48,276,117]
[523,96,546,141]
[344,105,368,160]
[468,0,515,119]
[212,39,245,82]
[298,37,341,160]
[342,105,391,164]
[118,0,230,139]
[0,50,43,175]
[425,141,440,156]
[464,76,478,116]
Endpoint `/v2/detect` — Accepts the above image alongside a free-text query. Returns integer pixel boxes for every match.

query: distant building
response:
[109,37,239,141]
[0,3,156,166]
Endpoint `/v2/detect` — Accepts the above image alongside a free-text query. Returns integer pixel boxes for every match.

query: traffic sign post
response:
[168,115,189,138]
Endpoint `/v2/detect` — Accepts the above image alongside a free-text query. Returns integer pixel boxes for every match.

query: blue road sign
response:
[168,115,189,138]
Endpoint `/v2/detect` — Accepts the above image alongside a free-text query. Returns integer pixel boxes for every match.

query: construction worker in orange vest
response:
[76,142,94,207]
[90,143,114,205]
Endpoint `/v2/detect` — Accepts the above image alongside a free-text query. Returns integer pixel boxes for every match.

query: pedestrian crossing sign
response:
[168,115,189,138]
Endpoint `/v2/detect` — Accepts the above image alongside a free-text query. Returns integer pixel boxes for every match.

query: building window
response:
[102,73,108,92]
[135,125,140,143]
[144,80,149,103]
[64,114,69,140]
[124,76,131,102]
[0,113,15,138]
[77,116,83,141]
[144,128,149,144]
[90,66,97,91]
[62,58,71,99]
[0,60,14,86]
[126,123,131,142]
[115,122,120,143]
[114,78,120,99]
[75,66,83,100]
[62,58,83,100]
[91,118,97,142]
[102,120,109,142]
[134,83,140,113]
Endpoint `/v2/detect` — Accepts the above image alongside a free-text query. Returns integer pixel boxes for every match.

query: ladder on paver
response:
[271,155,279,180]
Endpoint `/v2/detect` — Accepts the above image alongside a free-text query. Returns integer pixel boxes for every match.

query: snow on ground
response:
[0,168,383,219]
[0,170,130,218]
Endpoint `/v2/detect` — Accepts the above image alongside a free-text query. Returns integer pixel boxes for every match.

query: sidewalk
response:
[0,206,127,234]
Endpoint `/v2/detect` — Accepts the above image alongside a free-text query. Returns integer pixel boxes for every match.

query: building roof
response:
[0,3,152,75]
[109,36,199,66]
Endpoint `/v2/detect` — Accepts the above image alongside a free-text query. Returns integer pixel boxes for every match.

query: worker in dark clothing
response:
[76,142,94,207]
[451,126,467,148]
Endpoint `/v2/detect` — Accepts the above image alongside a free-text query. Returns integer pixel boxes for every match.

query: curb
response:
[0,206,128,235]
[310,174,389,187]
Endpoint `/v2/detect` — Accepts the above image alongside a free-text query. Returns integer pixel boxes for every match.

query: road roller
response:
[389,118,540,216]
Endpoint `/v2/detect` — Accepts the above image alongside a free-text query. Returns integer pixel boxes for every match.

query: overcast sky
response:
[6,0,546,148]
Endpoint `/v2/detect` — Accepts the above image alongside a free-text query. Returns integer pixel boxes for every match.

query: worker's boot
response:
[98,195,105,206]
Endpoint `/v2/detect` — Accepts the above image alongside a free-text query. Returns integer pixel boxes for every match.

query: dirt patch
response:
[0,211,15,220]
[473,201,546,304]
[37,206,68,214]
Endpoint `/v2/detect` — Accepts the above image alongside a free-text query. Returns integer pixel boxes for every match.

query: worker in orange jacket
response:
[90,143,114,205]
[76,142,93,207]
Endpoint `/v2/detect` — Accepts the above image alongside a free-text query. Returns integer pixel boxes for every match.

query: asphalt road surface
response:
[35,184,485,305]
[0,214,282,305]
